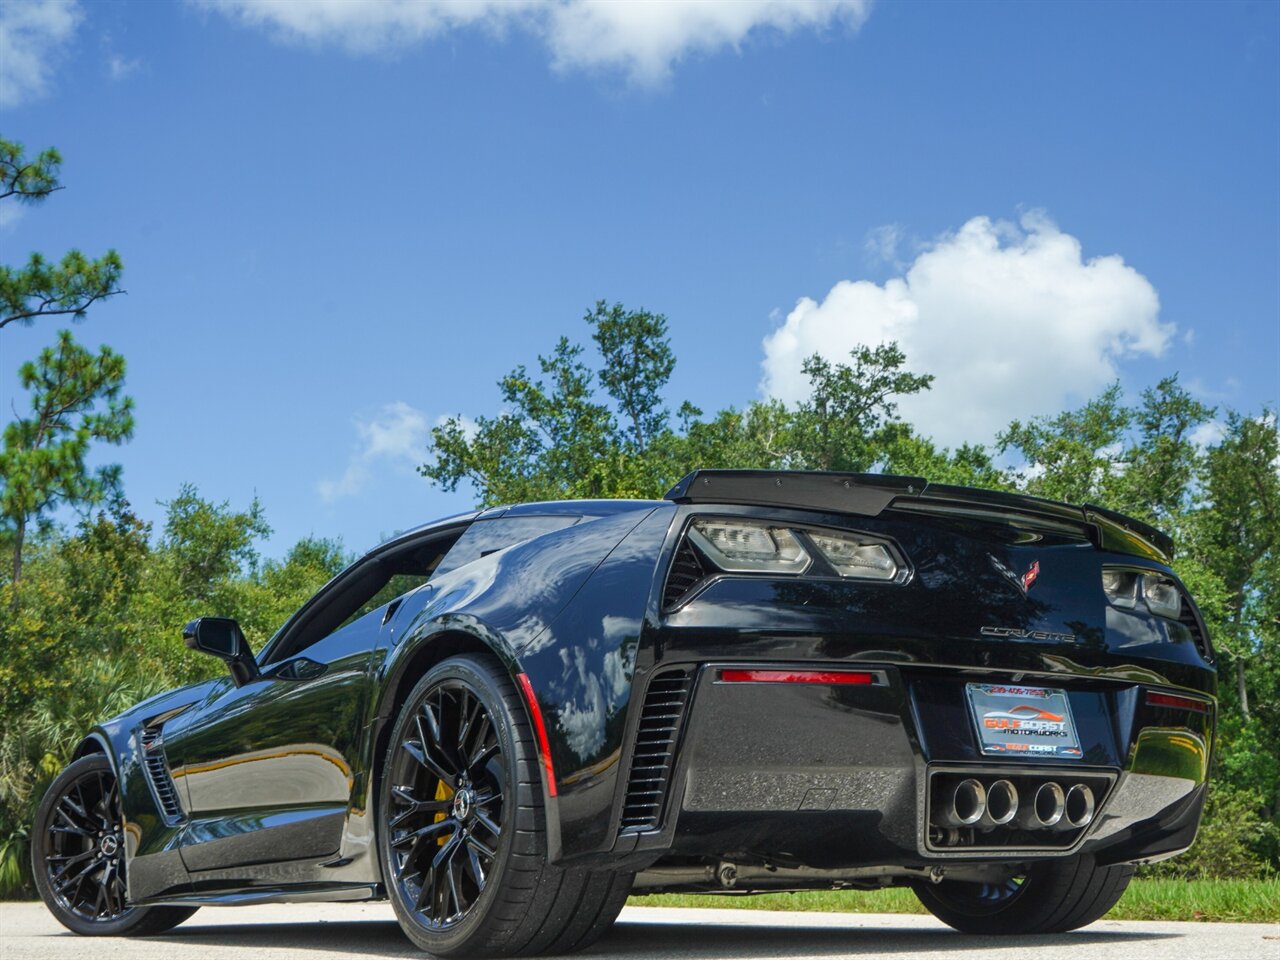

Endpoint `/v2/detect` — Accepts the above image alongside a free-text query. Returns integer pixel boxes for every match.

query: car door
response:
[166,606,388,873]
[162,525,466,875]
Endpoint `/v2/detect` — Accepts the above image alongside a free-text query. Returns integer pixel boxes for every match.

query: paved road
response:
[2,901,1277,959]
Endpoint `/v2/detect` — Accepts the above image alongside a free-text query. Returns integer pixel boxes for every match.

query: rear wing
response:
[664,470,1174,565]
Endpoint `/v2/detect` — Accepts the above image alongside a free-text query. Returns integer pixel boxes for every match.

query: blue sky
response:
[1,0,1277,557]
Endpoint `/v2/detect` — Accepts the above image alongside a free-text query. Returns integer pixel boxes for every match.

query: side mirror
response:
[182,617,260,687]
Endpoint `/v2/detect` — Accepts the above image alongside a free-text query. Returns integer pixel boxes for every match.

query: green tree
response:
[0,138,124,331]
[0,331,135,585]
[1193,412,1280,724]
[999,382,1131,504]
[425,302,679,505]
[787,343,934,472]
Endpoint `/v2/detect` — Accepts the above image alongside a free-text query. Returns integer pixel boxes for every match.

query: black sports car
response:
[33,470,1216,955]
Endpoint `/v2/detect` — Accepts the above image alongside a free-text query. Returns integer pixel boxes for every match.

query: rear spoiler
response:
[663,470,1174,564]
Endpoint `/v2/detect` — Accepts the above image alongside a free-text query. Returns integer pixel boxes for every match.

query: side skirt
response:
[133,881,384,907]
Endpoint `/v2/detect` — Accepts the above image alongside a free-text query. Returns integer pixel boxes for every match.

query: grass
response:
[629,878,1280,924]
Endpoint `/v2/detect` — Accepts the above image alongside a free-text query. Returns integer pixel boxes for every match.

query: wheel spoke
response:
[431,832,463,872]
[401,736,456,789]
[57,796,96,830]
[48,822,94,840]
[468,736,497,775]
[472,810,501,840]
[446,856,463,918]
[465,843,486,890]
[457,693,483,760]
[464,833,497,861]
[413,861,437,912]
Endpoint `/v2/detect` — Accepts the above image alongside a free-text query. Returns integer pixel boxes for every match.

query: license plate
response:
[965,683,1082,758]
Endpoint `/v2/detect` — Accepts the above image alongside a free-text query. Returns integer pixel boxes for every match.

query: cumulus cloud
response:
[318,401,430,503]
[194,0,871,83]
[0,0,81,109]
[761,212,1172,448]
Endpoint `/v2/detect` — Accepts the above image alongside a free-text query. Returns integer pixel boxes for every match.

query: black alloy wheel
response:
[379,656,634,958]
[32,754,196,936]
[386,673,505,928]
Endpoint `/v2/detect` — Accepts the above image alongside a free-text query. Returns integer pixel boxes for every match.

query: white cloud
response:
[194,0,871,84]
[761,212,1172,448]
[318,401,430,503]
[107,54,142,80]
[864,223,902,265]
[0,203,24,231]
[1189,420,1226,451]
[0,0,81,109]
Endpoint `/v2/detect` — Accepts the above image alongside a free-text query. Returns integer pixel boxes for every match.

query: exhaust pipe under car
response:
[940,778,986,826]
[1064,783,1096,828]
[1018,781,1066,829]
[980,779,1019,827]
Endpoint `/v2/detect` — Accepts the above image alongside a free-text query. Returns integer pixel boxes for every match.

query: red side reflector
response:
[516,673,557,797]
[1146,691,1211,714]
[719,669,875,685]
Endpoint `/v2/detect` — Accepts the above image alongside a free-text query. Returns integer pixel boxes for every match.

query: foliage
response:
[0,139,62,202]
[0,137,125,331]
[0,331,135,584]
[424,304,989,506]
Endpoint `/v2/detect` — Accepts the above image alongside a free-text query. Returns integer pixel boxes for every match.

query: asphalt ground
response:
[2,901,1278,959]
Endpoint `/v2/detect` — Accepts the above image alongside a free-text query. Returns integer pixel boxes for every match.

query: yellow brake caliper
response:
[434,779,454,846]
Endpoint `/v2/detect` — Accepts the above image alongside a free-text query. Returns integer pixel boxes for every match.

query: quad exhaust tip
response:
[944,778,987,826]
[935,777,1097,832]
[981,779,1019,826]
[1064,783,1096,828]
[1020,781,1066,829]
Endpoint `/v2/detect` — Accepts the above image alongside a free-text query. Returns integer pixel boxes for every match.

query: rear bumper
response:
[619,661,1213,873]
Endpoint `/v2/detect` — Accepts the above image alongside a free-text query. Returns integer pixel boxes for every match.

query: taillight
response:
[719,669,876,685]
[1146,690,1211,714]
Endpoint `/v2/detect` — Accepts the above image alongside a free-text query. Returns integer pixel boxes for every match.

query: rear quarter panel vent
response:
[663,540,708,610]
[620,668,693,832]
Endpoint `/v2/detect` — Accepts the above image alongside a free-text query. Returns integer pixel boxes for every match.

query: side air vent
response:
[139,727,184,822]
[662,539,708,610]
[619,669,693,833]
[1177,592,1213,661]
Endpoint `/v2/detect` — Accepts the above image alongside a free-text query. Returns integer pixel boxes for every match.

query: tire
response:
[32,754,198,937]
[913,855,1133,934]
[378,655,633,957]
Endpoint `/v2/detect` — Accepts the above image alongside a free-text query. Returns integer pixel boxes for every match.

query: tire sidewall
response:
[378,656,527,955]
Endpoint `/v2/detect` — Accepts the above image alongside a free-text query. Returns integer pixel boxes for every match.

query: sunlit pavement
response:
[2,901,1277,959]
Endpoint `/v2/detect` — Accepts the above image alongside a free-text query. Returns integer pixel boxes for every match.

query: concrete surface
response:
[1,901,1277,959]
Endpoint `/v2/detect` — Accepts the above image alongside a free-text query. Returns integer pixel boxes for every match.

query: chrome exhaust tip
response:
[942,778,987,827]
[1064,783,1096,828]
[1019,781,1065,829]
[981,779,1019,826]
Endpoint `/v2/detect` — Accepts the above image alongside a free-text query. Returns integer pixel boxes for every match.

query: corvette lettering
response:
[981,625,1078,643]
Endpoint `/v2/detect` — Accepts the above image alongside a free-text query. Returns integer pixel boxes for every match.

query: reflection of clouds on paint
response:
[556,675,606,760]
[600,615,639,709]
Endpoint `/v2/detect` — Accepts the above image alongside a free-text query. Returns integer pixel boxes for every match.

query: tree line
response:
[0,139,1275,895]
